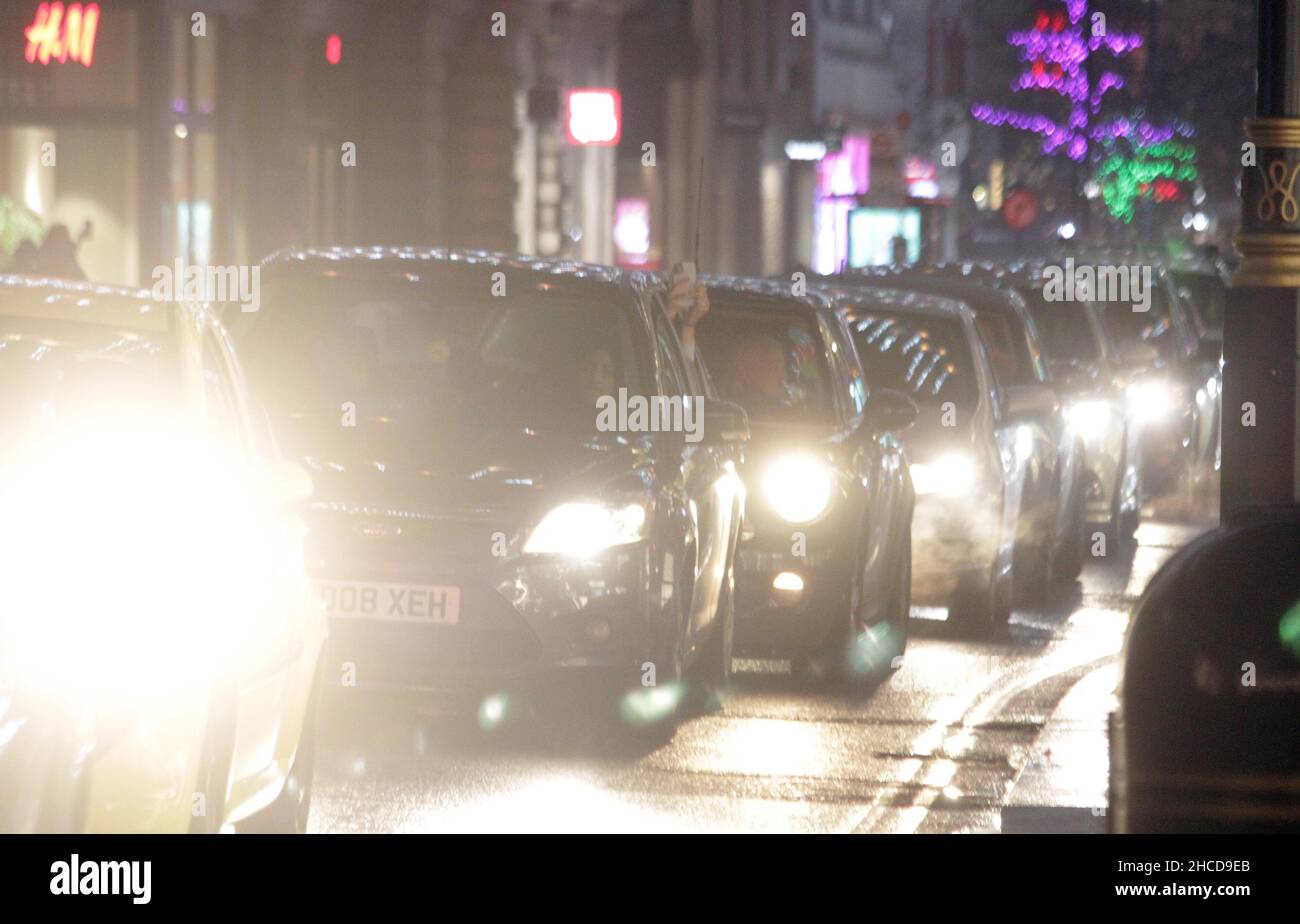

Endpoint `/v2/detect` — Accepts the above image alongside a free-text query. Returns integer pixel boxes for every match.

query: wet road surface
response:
[310,517,1209,833]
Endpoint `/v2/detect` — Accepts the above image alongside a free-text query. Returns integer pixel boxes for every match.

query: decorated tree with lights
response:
[971,0,1196,223]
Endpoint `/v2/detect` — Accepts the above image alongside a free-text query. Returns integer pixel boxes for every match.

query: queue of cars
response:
[0,245,1223,831]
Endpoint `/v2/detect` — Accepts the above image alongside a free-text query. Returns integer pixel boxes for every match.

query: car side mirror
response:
[1117,341,1160,368]
[703,399,750,444]
[1000,383,1057,423]
[864,388,918,434]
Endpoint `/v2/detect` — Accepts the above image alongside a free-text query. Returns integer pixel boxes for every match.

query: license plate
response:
[314,580,460,625]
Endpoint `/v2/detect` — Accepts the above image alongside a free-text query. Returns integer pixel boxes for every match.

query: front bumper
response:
[732,535,849,654]
[910,495,1000,603]
[318,544,658,697]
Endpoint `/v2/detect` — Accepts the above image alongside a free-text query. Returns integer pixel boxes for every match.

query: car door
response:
[651,310,732,648]
[199,318,317,815]
[822,309,896,622]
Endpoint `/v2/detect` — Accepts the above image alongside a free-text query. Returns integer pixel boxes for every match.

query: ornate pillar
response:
[1223,0,1300,514]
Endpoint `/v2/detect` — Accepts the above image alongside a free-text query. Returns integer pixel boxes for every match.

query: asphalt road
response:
[309,516,1210,834]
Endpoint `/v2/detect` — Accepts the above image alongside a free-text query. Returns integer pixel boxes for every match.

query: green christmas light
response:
[1096,138,1198,223]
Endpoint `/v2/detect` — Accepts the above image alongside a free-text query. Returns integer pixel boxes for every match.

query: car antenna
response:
[693,156,705,271]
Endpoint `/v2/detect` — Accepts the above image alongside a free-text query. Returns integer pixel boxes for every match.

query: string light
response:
[971,0,1159,163]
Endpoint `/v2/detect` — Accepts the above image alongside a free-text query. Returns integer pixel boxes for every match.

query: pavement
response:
[309,516,1213,834]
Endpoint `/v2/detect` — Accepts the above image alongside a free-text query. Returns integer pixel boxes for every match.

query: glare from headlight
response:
[1128,380,1177,425]
[762,454,832,523]
[1067,400,1112,439]
[910,452,978,497]
[524,502,647,556]
[0,422,282,702]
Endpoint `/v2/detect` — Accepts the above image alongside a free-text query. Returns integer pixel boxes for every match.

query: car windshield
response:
[239,273,648,436]
[1172,271,1225,330]
[696,302,834,424]
[1100,285,1182,361]
[1018,287,1102,363]
[848,313,977,406]
[0,301,178,455]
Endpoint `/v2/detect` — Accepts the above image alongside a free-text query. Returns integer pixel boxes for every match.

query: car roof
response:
[701,273,831,317]
[259,245,635,290]
[0,273,173,333]
[814,282,975,324]
[838,267,1028,319]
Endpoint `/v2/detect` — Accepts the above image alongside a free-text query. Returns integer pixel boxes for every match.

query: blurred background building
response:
[0,0,1256,285]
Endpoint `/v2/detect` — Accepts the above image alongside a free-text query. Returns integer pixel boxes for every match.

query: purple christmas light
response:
[971,0,1167,164]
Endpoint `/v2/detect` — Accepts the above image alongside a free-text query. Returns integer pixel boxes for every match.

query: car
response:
[993,263,1143,546]
[692,276,916,684]
[823,284,1018,632]
[1169,262,1226,498]
[231,247,748,734]
[835,266,1089,600]
[1074,249,1219,504]
[0,274,324,834]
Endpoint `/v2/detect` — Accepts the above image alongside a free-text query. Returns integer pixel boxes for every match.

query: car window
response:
[850,313,978,407]
[240,273,649,438]
[1172,272,1225,330]
[654,314,689,396]
[1018,287,1102,364]
[822,314,867,419]
[0,307,179,455]
[973,311,1040,387]
[696,301,833,424]
[1101,284,1183,361]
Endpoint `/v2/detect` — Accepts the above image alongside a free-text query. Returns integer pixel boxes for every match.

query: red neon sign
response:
[24,2,100,68]
[565,89,621,147]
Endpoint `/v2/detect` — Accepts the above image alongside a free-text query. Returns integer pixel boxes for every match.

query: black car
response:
[232,247,749,733]
[822,284,1017,633]
[995,263,1143,545]
[836,267,1089,598]
[1073,249,1218,501]
[693,277,916,685]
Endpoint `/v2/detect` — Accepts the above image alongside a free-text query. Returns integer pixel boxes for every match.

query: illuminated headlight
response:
[1067,400,1112,439]
[761,454,833,523]
[1128,380,1178,425]
[0,423,282,701]
[524,502,647,556]
[910,452,978,497]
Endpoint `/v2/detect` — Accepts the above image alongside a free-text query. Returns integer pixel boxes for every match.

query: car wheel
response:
[236,682,319,834]
[1053,462,1088,582]
[951,561,1012,637]
[1013,516,1050,606]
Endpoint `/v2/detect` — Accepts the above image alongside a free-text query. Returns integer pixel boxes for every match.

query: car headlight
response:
[0,422,281,702]
[762,453,833,523]
[1127,380,1178,425]
[1067,399,1112,439]
[524,502,647,557]
[910,452,978,497]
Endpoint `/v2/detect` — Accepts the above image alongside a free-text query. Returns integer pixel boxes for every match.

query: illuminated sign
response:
[613,197,651,267]
[817,134,870,198]
[905,157,940,200]
[565,89,621,147]
[325,33,342,65]
[24,2,100,68]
